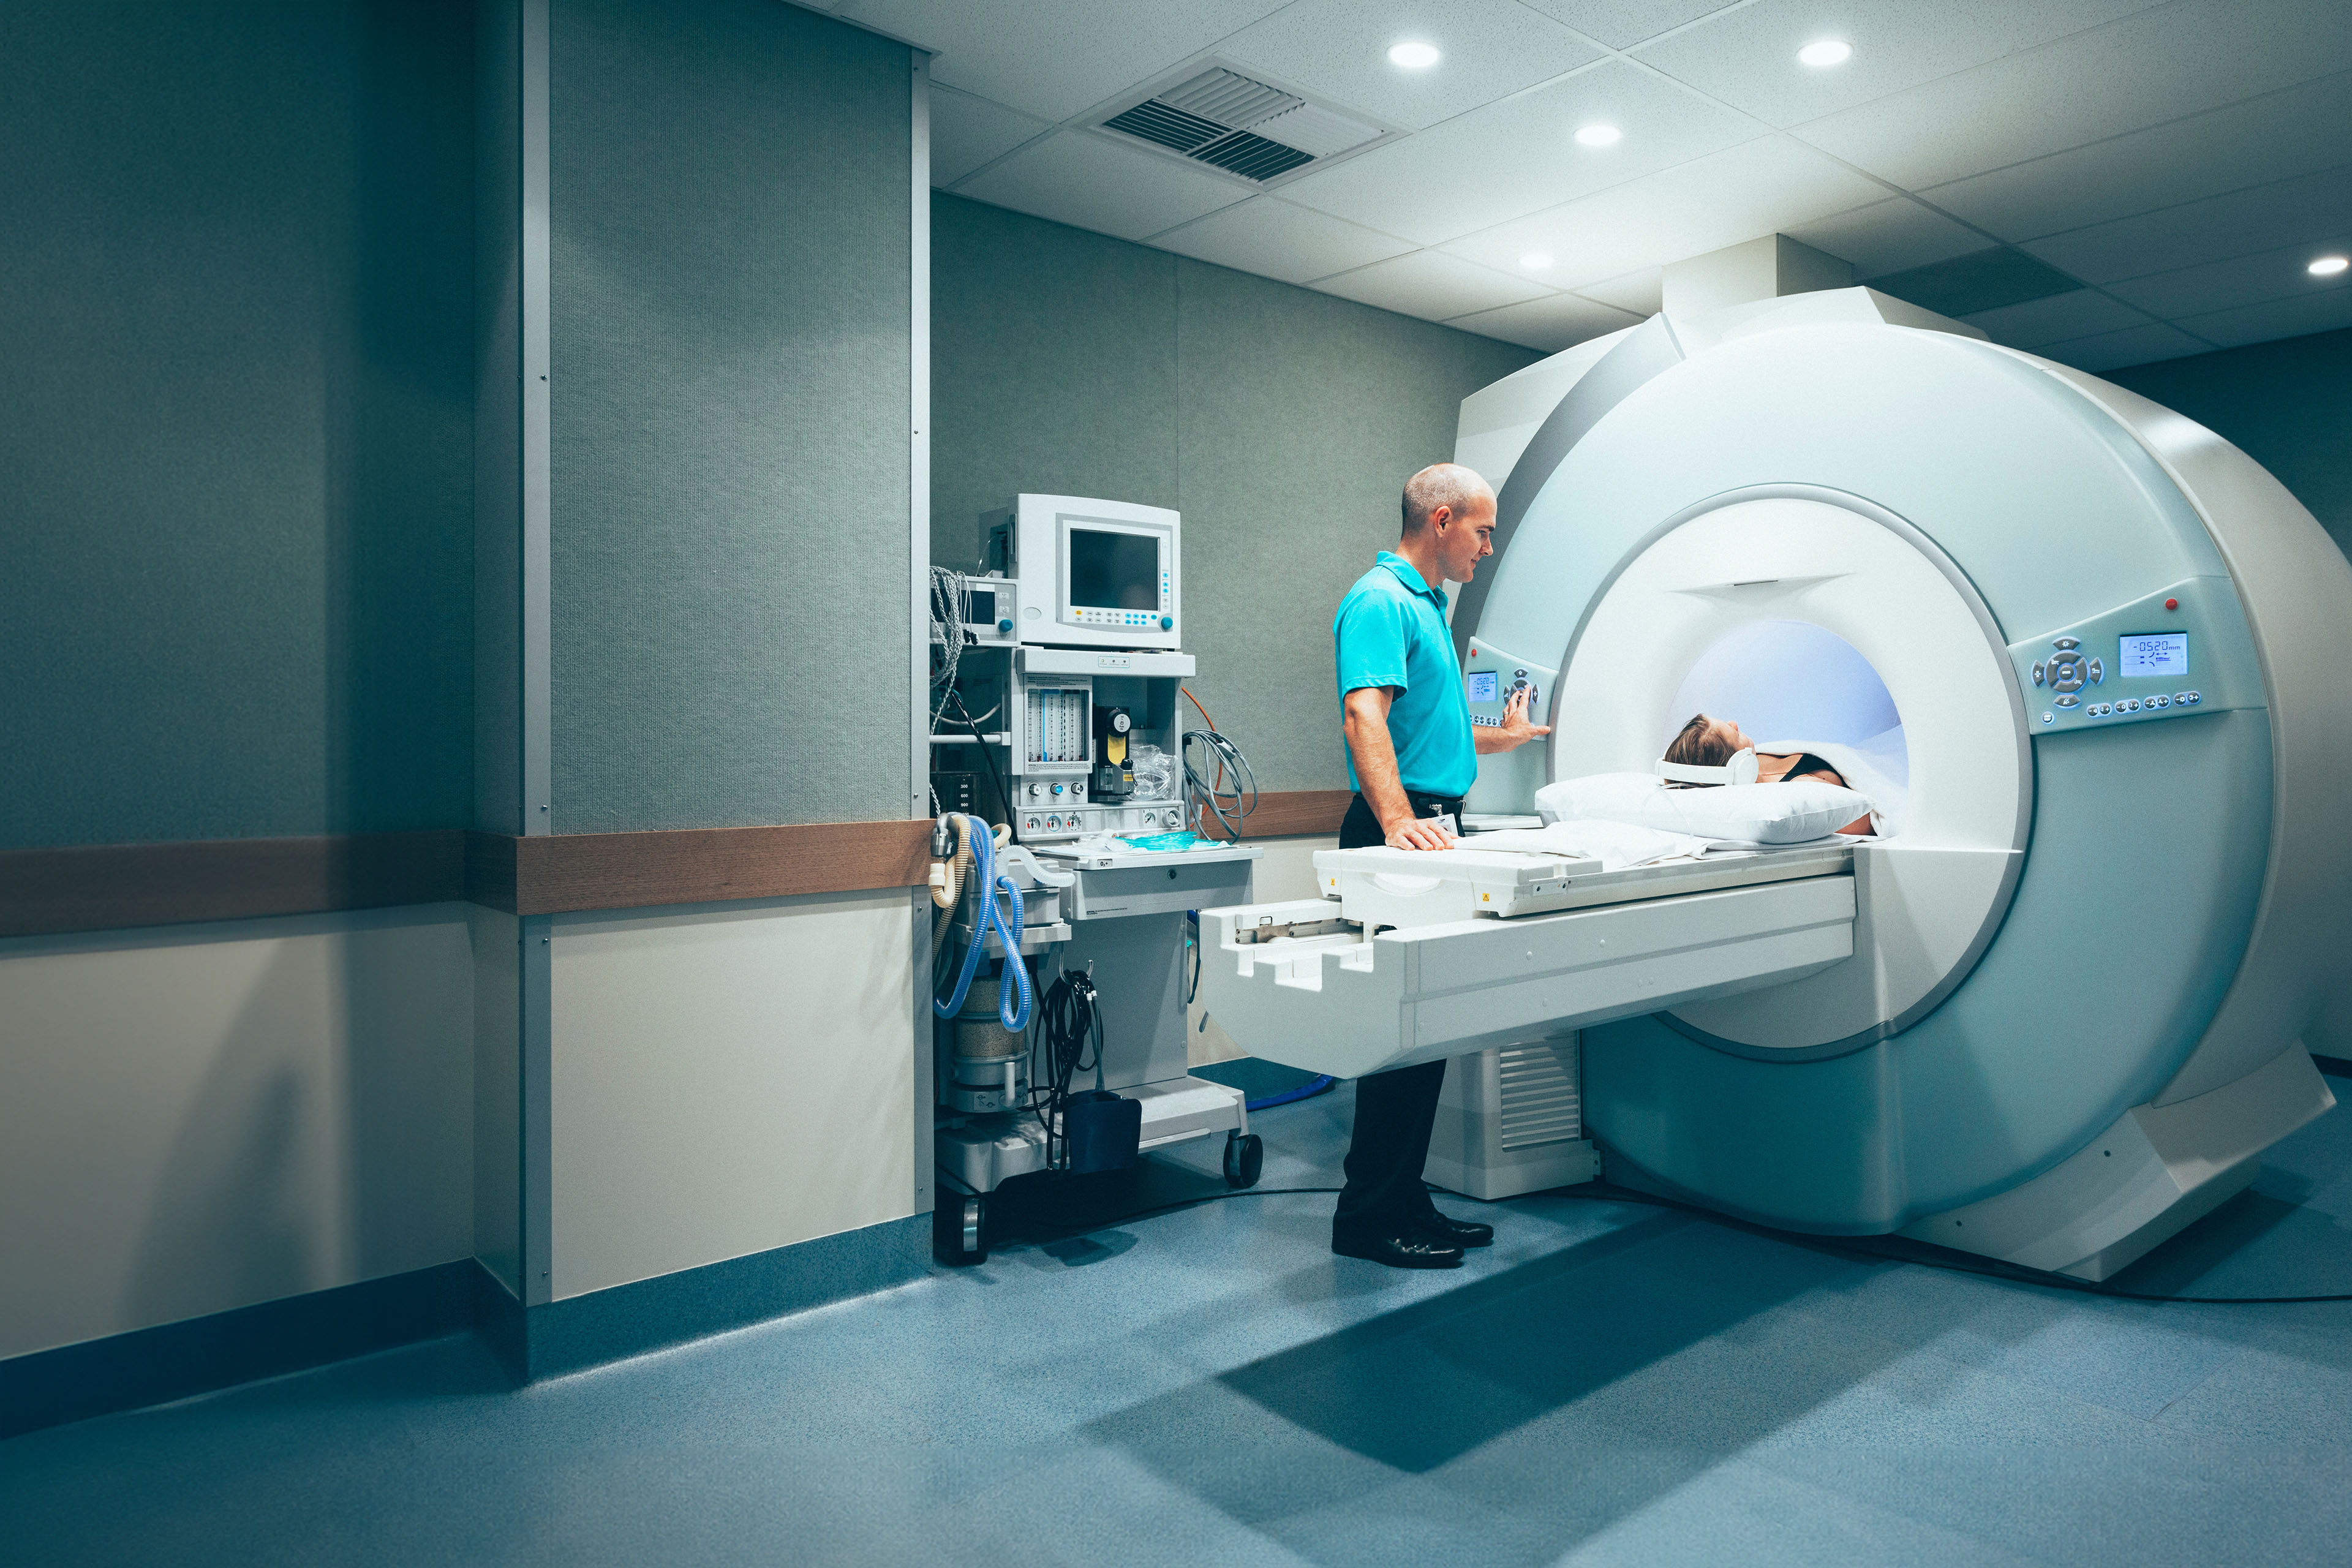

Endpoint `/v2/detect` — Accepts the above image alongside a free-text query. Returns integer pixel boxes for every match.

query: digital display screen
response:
[1068,528,1159,610]
[2119,632,2189,678]
[1466,671,1499,702]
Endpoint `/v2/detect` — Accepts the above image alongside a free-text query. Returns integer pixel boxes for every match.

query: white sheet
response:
[1461,819,1714,872]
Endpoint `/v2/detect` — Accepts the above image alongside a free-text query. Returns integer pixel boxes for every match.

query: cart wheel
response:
[933,1192,989,1265]
[1223,1131,1264,1189]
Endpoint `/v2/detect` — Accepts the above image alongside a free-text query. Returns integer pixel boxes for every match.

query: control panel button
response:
[1050,783,1064,795]
[2055,693,2079,707]
[1028,784,1041,799]
[2032,662,2045,687]
[2041,711,2055,725]
[2150,694,2169,709]
[2124,698,2141,712]
[2049,651,2086,693]
[2052,637,2079,650]
[2088,658,2103,684]
[2182,690,2201,704]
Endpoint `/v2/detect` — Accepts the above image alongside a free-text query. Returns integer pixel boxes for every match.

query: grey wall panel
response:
[548,0,911,832]
[930,196,1179,570]
[2108,326,2352,566]
[1173,260,1535,791]
[929,194,1535,793]
[0,1,476,850]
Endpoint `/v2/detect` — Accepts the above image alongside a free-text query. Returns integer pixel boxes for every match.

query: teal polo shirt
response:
[1332,551,1476,799]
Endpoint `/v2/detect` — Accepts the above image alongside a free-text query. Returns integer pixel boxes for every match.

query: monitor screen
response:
[2119,631,2189,678]
[1068,527,1159,611]
[1466,671,1499,702]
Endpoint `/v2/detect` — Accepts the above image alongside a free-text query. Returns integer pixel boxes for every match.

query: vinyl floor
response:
[7,1070,2351,1567]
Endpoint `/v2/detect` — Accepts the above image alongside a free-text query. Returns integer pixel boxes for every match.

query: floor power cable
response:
[1000,1180,2352,1305]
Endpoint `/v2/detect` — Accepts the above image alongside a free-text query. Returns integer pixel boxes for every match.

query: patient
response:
[1662,714,1874,836]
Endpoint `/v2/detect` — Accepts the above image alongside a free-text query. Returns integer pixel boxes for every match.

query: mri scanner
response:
[1198,287,2352,1281]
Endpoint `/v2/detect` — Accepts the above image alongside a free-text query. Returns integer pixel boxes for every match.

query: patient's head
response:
[1664,713,1754,770]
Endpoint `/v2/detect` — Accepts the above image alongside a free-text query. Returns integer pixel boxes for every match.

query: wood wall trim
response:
[479,820,937,917]
[1199,789,1354,840]
[3,793,1356,937]
[0,832,467,939]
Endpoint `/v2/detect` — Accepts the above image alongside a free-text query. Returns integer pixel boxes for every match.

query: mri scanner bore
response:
[1199,287,2352,1282]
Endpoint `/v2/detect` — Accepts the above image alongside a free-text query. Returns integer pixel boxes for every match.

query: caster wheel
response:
[1223,1131,1263,1189]
[933,1192,989,1265]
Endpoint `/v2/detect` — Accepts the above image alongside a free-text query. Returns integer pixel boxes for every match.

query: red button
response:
[2165,597,2179,609]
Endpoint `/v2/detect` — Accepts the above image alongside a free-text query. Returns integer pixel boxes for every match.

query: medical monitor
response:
[986,495,1182,651]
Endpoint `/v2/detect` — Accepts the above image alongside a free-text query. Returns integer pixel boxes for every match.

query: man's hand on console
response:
[1476,685,1553,755]
[1384,814,1457,851]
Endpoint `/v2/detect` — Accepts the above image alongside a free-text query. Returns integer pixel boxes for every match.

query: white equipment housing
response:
[1198,288,2349,1280]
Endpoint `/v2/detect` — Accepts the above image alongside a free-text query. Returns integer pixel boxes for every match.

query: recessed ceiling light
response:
[1574,124,1621,148]
[1520,252,1555,271]
[1798,39,1853,67]
[2311,255,2350,277]
[1388,41,1439,69]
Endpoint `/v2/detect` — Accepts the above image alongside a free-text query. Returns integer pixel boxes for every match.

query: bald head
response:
[1401,463,1493,536]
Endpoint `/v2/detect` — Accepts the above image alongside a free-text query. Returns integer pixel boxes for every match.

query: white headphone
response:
[1656,747,1760,786]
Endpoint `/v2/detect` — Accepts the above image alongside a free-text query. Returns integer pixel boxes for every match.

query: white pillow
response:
[1534,771,1874,845]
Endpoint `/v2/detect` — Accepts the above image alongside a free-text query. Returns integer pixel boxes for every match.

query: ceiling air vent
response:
[1099,67,1379,184]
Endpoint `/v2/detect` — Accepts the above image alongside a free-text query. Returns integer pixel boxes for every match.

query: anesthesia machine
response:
[1197,287,2351,1281]
[929,496,1267,1264]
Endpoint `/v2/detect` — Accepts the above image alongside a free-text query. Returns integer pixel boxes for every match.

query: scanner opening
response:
[1661,618,1908,805]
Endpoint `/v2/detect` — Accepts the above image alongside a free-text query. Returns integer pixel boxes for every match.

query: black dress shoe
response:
[1417,1207,1494,1248]
[1332,1226,1464,1268]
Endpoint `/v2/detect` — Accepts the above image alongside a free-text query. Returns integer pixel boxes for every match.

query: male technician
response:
[1329,462,1550,1268]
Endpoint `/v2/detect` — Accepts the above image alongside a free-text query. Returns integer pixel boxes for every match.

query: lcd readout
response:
[2119,632,2189,678]
[1467,671,1499,702]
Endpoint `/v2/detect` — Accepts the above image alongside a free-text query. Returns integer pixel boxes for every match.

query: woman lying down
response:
[1482,712,1890,863]
[1660,712,1877,837]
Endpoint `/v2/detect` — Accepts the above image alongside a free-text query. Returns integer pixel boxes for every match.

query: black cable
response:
[944,687,1010,829]
[1030,970,1103,1172]
[963,1163,2352,1305]
[1523,1180,2352,1305]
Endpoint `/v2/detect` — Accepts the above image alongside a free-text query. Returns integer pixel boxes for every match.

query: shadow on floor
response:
[1087,1207,1921,1566]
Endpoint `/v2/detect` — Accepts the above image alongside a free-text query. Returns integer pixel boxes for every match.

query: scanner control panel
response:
[2011,577,2259,735]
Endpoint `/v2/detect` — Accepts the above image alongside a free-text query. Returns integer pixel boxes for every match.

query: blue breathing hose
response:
[933,814,1033,1033]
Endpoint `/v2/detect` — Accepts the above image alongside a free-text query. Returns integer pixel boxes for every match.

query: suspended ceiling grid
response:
[816,0,2352,372]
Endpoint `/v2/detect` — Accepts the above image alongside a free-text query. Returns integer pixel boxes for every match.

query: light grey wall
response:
[0,1,476,850]
[547,0,913,832]
[932,194,1536,793]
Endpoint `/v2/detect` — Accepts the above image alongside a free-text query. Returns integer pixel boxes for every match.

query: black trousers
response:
[1332,789,1461,1234]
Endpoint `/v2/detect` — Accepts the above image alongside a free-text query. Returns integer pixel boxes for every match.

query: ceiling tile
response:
[1277,59,1758,246]
[2173,286,2352,347]
[2103,236,2352,319]
[1516,1,1746,52]
[1793,0,2352,191]
[952,130,1248,241]
[2019,162,2352,284]
[1632,0,2159,130]
[1779,197,1988,276]
[1313,249,1553,320]
[928,85,1052,186]
[1439,136,1887,286]
[1445,292,1646,351]
[1146,197,1416,282]
[839,0,1286,122]
[1961,288,2153,349]
[1579,267,1664,314]
[1923,70,2352,244]
[1217,0,1602,132]
[1864,247,2079,316]
[2034,321,2211,372]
